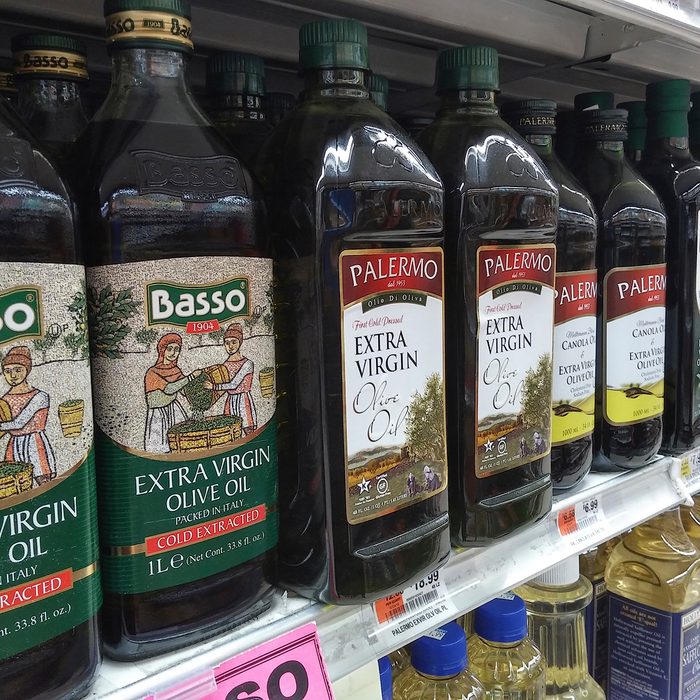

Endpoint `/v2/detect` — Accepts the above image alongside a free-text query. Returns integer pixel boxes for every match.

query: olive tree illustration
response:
[405,373,446,463]
[63,284,90,360]
[87,285,139,358]
[520,353,552,430]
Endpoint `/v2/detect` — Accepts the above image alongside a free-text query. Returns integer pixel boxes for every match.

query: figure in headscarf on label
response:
[204,323,257,435]
[144,333,201,453]
[0,346,56,486]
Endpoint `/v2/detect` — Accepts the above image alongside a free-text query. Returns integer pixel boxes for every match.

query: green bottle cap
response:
[104,0,193,53]
[618,101,646,150]
[690,92,700,148]
[436,45,499,93]
[580,109,628,141]
[368,73,388,111]
[298,19,368,70]
[206,52,265,97]
[574,91,615,111]
[646,79,689,138]
[501,99,557,135]
[11,33,89,82]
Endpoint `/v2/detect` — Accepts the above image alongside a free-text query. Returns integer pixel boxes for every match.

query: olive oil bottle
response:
[77,0,276,658]
[11,33,89,174]
[0,57,17,106]
[503,100,597,491]
[574,92,614,112]
[681,497,700,548]
[690,91,700,160]
[0,99,100,699]
[266,92,295,127]
[574,109,666,469]
[368,73,389,111]
[256,18,449,602]
[618,101,646,165]
[419,47,558,544]
[205,51,272,168]
[638,79,700,452]
[606,509,700,698]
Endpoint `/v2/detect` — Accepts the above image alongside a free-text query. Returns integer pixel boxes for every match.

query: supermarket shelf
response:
[90,457,686,700]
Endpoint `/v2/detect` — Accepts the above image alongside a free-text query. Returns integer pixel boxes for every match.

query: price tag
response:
[191,623,333,700]
[367,570,457,647]
[554,495,607,549]
[681,447,700,492]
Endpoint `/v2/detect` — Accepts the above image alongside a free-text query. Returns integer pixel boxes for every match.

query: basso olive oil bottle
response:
[368,73,389,111]
[256,18,449,603]
[638,80,700,453]
[418,46,558,544]
[0,100,100,699]
[618,101,646,165]
[77,0,276,658]
[574,109,667,469]
[11,33,89,175]
[606,509,700,699]
[502,100,597,492]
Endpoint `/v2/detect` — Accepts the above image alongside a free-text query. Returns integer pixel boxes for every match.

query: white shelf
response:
[90,457,686,700]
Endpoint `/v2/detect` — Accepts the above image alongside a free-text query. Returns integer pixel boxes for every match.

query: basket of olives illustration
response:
[259,367,274,398]
[58,399,85,437]
[167,415,243,453]
[0,461,34,499]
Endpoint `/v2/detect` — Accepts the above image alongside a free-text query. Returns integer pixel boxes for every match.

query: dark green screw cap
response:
[206,52,265,96]
[436,45,499,93]
[501,99,557,135]
[299,19,368,70]
[104,0,191,18]
[368,73,388,111]
[646,79,689,138]
[574,91,614,111]
[11,33,87,56]
[618,101,646,151]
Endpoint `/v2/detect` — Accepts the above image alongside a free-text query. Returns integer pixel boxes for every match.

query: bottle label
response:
[608,593,700,699]
[475,244,556,478]
[604,264,666,425]
[584,576,610,688]
[86,257,277,594]
[0,263,99,660]
[339,249,447,525]
[0,70,16,94]
[552,270,597,445]
[13,49,88,81]
[105,11,193,51]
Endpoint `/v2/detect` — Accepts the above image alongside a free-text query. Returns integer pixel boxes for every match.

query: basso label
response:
[0,263,99,660]
[0,137,37,188]
[476,244,556,478]
[552,270,597,445]
[105,11,193,51]
[132,150,246,201]
[87,256,277,594]
[13,50,88,81]
[339,249,447,525]
[604,264,665,426]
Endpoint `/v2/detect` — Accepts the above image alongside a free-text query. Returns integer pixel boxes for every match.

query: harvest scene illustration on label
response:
[476,245,556,478]
[340,249,447,525]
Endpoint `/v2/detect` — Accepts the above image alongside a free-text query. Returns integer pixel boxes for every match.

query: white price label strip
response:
[366,570,457,647]
[681,447,700,492]
[554,495,608,549]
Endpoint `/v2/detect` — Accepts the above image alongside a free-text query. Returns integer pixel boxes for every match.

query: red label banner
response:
[0,569,73,612]
[605,265,666,321]
[478,245,556,295]
[555,270,598,324]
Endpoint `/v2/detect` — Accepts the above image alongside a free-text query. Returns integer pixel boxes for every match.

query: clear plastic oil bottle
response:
[681,497,700,549]
[606,508,700,699]
[469,593,546,699]
[516,556,605,699]
[394,621,485,699]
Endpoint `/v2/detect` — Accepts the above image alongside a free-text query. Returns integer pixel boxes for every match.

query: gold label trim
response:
[73,562,99,582]
[105,11,193,50]
[14,50,88,80]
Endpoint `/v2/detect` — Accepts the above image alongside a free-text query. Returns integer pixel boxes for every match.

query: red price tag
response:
[374,592,406,623]
[557,505,578,536]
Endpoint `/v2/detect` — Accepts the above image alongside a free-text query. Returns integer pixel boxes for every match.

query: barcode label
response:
[555,495,608,550]
[403,588,439,616]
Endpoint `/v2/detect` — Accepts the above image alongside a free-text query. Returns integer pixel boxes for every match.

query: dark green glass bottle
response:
[418,47,558,545]
[690,91,700,162]
[575,92,615,112]
[368,72,388,111]
[77,0,276,658]
[266,92,295,127]
[638,79,700,452]
[555,109,577,169]
[502,99,598,491]
[574,110,666,469]
[11,33,89,174]
[0,98,101,700]
[206,51,272,167]
[0,57,17,106]
[400,115,433,139]
[618,101,646,165]
[256,18,450,602]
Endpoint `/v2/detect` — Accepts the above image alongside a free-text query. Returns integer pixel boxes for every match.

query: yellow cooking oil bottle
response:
[394,621,485,699]
[579,536,620,690]
[469,593,546,698]
[516,556,604,699]
[606,507,700,699]
[681,498,700,549]
[390,647,410,679]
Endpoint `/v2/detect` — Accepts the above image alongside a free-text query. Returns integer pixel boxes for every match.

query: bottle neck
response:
[16,78,86,117]
[439,89,498,115]
[208,92,266,123]
[301,68,369,100]
[586,139,626,159]
[524,133,554,157]
[644,134,691,159]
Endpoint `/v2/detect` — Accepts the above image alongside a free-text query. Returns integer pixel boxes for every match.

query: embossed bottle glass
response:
[418,46,558,545]
[256,18,450,602]
[0,100,100,699]
[77,0,276,658]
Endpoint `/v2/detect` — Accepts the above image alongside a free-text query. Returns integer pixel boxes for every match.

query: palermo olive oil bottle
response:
[256,18,449,602]
[0,101,100,698]
[418,47,558,544]
[77,0,276,658]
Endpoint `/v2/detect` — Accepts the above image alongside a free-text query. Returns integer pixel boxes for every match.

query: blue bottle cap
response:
[474,593,528,643]
[411,622,467,677]
[378,655,393,699]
